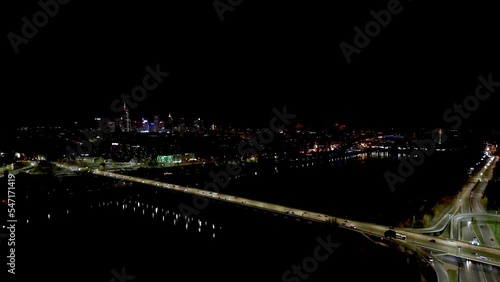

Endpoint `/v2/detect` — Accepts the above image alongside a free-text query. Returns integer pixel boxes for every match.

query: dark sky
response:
[3,0,500,130]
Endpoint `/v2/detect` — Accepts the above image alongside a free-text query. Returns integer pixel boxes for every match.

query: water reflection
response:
[285,150,393,170]
[89,197,221,239]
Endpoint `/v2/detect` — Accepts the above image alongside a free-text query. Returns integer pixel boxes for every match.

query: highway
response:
[439,256,500,282]
[53,161,500,270]
[434,151,500,282]
[405,154,497,236]
[457,155,499,282]
[448,155,499,247]
[451,214,500,243]
[470,158,499,248]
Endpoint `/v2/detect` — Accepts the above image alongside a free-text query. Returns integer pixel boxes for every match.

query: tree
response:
[147,159,158,168]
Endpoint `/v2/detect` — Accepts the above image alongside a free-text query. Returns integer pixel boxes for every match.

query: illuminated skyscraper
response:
[125,103,131,132]
[120,102,131,132]
[165,113,173,133]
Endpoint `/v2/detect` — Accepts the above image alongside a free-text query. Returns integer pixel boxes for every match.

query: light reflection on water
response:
[287,152,391,169]
[87,196,220,238]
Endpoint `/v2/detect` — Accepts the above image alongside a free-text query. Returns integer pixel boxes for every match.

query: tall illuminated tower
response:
[124,102,131,132]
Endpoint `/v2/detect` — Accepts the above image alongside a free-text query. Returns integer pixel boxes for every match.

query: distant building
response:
[107,121,116,132]
[194,117,204,133]
[152,114,160,133]
[178,117,185,133]
[131,120,141,132]
[139,118,149,133]
[158,121,165,133]
[95,117,102,129]
[165,113,173,132]
[156,153,196,164]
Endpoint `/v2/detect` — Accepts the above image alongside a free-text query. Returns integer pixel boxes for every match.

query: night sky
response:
[4,0,500,130]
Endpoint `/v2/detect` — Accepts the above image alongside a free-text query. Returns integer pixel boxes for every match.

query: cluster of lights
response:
[91,198,221,238]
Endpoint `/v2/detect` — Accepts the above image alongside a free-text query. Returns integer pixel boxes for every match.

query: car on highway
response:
[341,220,356,229]
[471,236,480,246]
[384,229,405,240]
[478,256,491,261]
[429,239,436,243]
[395,233,406,240]
[428,256,433,262]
